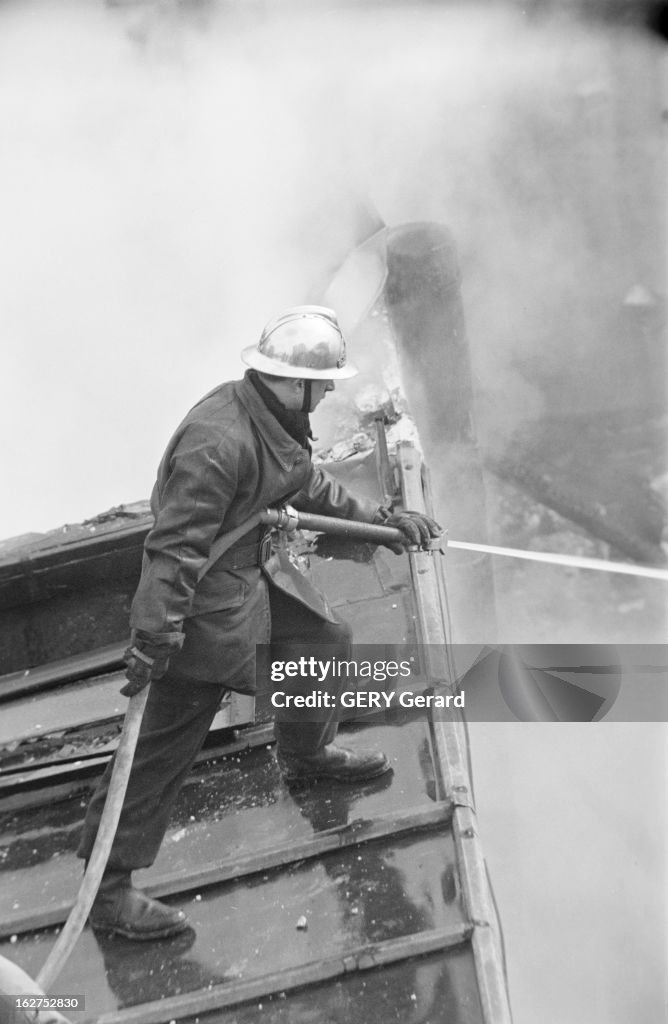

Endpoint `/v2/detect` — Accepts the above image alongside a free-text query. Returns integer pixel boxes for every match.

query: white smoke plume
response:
[0,1,663,542]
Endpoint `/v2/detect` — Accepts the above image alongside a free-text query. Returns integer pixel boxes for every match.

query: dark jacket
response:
[130,372,379,688]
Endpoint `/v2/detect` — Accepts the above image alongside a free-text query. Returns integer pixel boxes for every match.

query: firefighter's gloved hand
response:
[121,647,166,697]
[120,631,184,697]
[378,509,443,554]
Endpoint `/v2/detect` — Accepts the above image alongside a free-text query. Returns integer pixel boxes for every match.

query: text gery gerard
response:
[270,690,465,709]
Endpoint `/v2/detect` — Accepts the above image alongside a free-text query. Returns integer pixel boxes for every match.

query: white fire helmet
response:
[241,306,358,379]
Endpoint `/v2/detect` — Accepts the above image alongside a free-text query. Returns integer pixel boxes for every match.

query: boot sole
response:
[91,917,191,941]
[281,760,392,784]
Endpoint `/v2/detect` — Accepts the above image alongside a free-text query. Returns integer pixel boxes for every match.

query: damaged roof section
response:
[0,445,510,1024]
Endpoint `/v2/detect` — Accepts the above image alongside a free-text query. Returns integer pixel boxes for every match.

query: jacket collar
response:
[235,372,305,471]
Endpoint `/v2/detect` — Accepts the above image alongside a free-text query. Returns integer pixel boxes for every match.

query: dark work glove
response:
[376,509,443,554]
[120,631,184,697]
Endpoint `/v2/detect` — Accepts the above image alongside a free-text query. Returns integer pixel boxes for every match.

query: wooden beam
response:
[0,644,126,703]
[82,923,472,1024]
[0,724,275,812]
[0,803,452,939]
[432,717,513,1024]
[396,445,513,1024]
[396,443,452,673]
[0,524,148,610]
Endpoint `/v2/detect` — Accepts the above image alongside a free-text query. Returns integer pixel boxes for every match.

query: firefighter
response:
[77,306,441,940]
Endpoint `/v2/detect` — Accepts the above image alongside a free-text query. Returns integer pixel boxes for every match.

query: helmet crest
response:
[242,306,358,380]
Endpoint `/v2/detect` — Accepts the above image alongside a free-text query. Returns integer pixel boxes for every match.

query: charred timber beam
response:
[386,222,497,643]
[0,723,276,812]
[0,643,126,703]
[486,449,667,565]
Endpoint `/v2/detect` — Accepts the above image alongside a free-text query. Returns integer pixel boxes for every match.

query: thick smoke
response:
[0,0,372,538]
[1,1,664,543]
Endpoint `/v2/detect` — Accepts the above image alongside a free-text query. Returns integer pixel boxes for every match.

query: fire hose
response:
[262,507,416,545]
[263,507,668,581]
[36,687,150,992]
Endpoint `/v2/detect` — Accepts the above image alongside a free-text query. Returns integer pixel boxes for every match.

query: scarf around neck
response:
[248,370,313,449]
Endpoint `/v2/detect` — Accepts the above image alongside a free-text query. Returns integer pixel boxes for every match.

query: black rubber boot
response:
[277,743,391,783]
[89,870,190,941]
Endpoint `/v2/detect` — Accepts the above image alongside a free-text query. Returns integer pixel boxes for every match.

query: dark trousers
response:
[77,589,351,872]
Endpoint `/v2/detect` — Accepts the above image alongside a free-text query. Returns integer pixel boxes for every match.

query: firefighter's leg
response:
[268,589,390,781]
[77,675,225,938]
